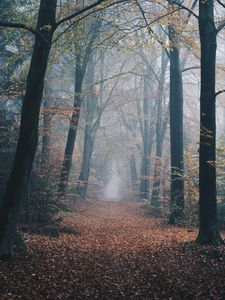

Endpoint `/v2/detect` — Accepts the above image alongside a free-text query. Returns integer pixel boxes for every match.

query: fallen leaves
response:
[0,200,225,299]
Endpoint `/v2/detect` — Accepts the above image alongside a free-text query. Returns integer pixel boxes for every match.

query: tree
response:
[58,11,103,198]
[0,0,57,259]
[57,47,86,198]
[0,0,114,258]
[118,103,139,197]
[139,74,154,200]
[75,48,124,199]
[167,0,198,223]
[168,2,185,223]
[41,78,53,174]
[196,0,223,245]
[75,51,98,199]
[151,48,169,207]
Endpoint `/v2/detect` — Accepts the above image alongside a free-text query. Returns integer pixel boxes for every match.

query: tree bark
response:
[0,0,57,259]
[196,0,223,245]
[151,50,168,207]
[168,5,184,223]
[58,56,84,198]
[75,126,94,199]
[58,1,104,199]
[140,75,152,200]
[75,52,99,200]
[41,91,52,173]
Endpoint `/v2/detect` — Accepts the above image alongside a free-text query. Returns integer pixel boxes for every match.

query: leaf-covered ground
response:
[1,200,225,299]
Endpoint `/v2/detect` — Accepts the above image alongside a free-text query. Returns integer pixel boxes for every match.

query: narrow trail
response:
[1,200,225,299]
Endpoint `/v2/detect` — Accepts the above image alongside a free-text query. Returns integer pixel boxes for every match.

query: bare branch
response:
[94,70,147,87]
[135,0,171,59]
[187,0,198,19]
[166,0,199,19]
[215,90,225,97]
[56,0,107,27]
[181,66,200,73]
[217,19,225,33]
[56,0,128,28]
[0,21,50,45]
[217,0,225,9]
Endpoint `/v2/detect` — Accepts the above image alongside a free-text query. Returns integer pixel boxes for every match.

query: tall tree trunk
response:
[196,0,223,245]
[75,52,98,200]
[58,56,84,198]
[41,95,52,173]
[140,76,152,200]
[40,93,52,212]
[0,0,56,259]
[75,47,109,200]
[75,126,94,199]
[151,50,168,206]
[130,154,138,193]
[168,4,184,223]
[58,1,103,199]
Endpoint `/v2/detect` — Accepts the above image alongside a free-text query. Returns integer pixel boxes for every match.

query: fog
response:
[2,0,225,208]
[104,162,121,200]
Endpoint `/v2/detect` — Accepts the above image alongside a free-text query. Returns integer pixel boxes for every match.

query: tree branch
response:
[217,19,225,33]
[135,0,171,59]
[181,66,200,73]
[217,0,225,9]
[215,90,225,97]
[166,0,199,19]
[56,0,128,28]
[0,21,50,45]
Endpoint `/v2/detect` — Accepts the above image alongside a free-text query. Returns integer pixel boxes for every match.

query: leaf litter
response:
[0,200,225,299]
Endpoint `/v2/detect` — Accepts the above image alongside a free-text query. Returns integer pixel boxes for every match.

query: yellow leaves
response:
[217,147,225,153]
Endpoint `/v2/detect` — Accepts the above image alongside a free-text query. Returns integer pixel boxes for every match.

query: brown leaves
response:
[0,201,225,299]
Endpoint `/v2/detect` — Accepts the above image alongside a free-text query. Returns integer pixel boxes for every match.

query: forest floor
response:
[1,200,225,300]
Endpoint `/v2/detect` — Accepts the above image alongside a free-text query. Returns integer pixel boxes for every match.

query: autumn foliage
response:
[1,201,225,299]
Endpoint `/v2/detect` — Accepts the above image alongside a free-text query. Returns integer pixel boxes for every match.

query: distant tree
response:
[151,48,168,207]
[139,74,154,200]
[118,104,139,196]
[58,12,103,198]
[75,51,98,199]
[75,49,124,199]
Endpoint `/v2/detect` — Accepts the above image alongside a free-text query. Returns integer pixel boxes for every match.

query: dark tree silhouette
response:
[58,53,85,198]
[168,1,184,224]
[0,0,113,259]
[0,0,57,259]
[196,0,223,245]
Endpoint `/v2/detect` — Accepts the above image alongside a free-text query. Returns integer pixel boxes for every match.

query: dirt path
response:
[1,200,225,299]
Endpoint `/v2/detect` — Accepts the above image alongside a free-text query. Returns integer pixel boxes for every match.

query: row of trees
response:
[0,0,225,258]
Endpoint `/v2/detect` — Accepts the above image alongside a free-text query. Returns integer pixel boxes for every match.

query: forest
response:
[0,0,225,299]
